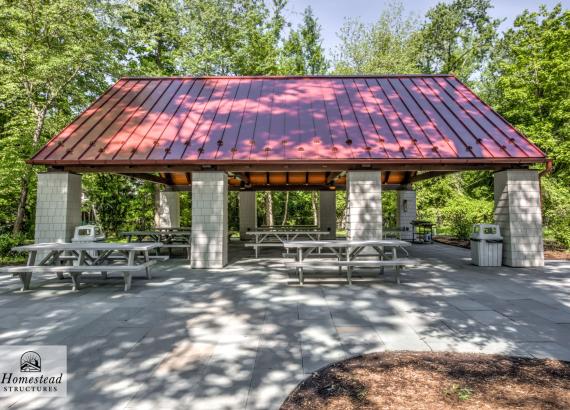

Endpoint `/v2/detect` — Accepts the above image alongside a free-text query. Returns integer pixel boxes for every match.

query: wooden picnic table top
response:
[282,239,411,248]
[13,242,162,252]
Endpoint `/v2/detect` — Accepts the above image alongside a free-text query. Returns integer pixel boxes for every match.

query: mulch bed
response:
[434,236,570,260]
[434,235,471,249]
[281,352,570,410]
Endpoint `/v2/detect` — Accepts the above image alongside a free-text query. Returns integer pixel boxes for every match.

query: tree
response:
[415,0,501,81]
[119,0,184,75]
[333,1,419,74]
[280,6,328,75]
[485,5,570,179]
[180,0,287,75]
[82,174,134,235]
[482,4,570,247]
[0,0,119,233]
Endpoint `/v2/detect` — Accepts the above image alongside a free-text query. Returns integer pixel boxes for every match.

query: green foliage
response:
[441,196,493,239]
[415,173,494,239]
[180,0,287,75]
[444,384,473,401]
[119,0,184,75]
[83,174,135,236]
[485,5,570,179]
[280,7,328,75]
[481,4,570,246]
[0,0,121,234]
[416,0,501,82]
[382,191,397,228]
[333,1,420,74]
[542,177,570,248]
[0,233,26,258]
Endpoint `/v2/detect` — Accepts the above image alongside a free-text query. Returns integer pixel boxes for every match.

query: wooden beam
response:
[410,171,457,183]
[61,162,531,174]
[118,173,169,185]
[326,171,342,184]
[235,185,339,192]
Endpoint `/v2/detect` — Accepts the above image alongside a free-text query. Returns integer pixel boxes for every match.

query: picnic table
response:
[6,242,161,292]
[245,230,330,258]
[256,225,320,231]
[282,239,414,285]
[120,230,191,259]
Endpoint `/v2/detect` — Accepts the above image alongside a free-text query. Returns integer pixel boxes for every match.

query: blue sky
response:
[284,0,570,57]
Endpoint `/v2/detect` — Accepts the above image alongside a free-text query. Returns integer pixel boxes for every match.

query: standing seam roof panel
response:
[402,78,466,157]
[47,80,139,161]
[215,79,252,160]
[149,79,205,160]
[32,79,127,161]
[232,79,262,161]
[446,77,543,158]
[82,80,155,160]
[144,80,199,160]
[66,80,151,161]
[353,79,403,159]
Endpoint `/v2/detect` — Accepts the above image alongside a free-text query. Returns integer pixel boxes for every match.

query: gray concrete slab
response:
[0,242,568,409]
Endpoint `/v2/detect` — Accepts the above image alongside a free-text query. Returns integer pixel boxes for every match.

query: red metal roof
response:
[30,75,546,166]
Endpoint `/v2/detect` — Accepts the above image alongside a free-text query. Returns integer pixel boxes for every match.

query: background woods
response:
[0,0,568,248]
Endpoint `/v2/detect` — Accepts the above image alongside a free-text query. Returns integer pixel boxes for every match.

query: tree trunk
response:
[13,110,46,234]
[311,191,318,226]
[281,192,289,225]
[13,171,31,234]
[265,191,274,226]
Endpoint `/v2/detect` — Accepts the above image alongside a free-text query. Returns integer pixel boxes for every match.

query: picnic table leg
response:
[346,246,352,284]
[297,248,303,286]
[70,272,81,291]
[395,265,401,284]
[27,250,37,266]
[127,250,136,266]
[123,272,132,291]
[18,272,32,291]
[55,251,65,279]
[144,250,152,279]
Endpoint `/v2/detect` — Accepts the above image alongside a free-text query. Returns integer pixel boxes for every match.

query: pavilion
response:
[28,75,548,268]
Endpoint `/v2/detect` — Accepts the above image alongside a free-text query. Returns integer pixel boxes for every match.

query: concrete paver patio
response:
[0,243,569,410]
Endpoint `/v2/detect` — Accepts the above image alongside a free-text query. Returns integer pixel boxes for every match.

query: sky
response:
[284,0,570,58]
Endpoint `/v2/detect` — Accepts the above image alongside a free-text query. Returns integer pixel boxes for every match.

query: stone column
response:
[347,171,382,240]
[35,172,82,244]
[239,191,256,240]
[396,190,416,240]
[155,190,180,228]
[191,172,228,268]
[319,190,337,239]
[494,169,544,267]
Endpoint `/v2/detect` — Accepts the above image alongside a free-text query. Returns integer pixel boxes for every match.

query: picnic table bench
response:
[283,239,414,285]
[120,230,191,259]
[245,230,330,258]
[3,242,162,292]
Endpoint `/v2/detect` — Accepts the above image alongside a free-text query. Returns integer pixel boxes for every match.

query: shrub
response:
[441,196,494,239]
[541,177,570,248]
[0,233,26,258]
